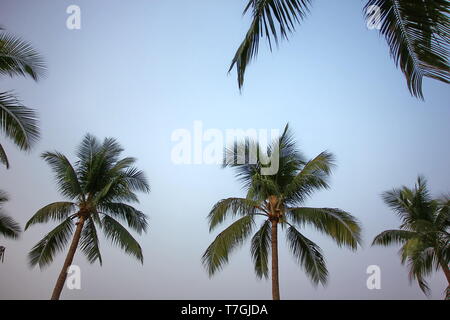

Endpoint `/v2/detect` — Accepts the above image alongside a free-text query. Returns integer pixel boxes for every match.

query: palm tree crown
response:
[202,124,361,299]
[372,176,450,296]
[0,27,43,168]
[25,134,150,299]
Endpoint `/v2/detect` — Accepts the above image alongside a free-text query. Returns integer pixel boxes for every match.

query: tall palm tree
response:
[0,190,21,262]
[25,134,150,300]
[202,124,362,299]
[229,0,449,99]
[372,176,449,299]
[0,27,43,168]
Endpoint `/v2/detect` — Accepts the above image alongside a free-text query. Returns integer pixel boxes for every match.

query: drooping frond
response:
[250,219,271,279]
[0,214,21,239]
[202,215,255,276]
[207,197,264,231]
[286,225,328,285]
[98,202,148,235]
[364,0,450,99]
[0,143,9,168]
[25,202,76,230]
[286,207,361,249]
[0,30,46,81]
[80,217,102,265]
[372,229,418,246]
[28,217,74,268]
[0,91,39,154]
[0,190,21,239]
[229,0,313,89]
[101,214,144,263]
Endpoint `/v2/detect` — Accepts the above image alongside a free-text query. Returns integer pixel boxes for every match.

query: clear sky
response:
[0,0,449,299]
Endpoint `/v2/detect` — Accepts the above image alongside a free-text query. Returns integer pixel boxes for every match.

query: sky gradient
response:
[1,0,449,299]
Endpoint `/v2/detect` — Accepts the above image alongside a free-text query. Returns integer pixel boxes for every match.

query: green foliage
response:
[230,0,450,99]
[0,91,39,168]
[372,176,450,296]
[26,135,150,268]
[0,190,21,239]
[203,124,361,288]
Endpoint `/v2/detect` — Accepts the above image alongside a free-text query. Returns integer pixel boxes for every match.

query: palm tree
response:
[0,27,43,168]
[0,190,21,262]
[229,1,449,99]
[25,134,150,300]
[372,176,449,299]
[202,124,362,299]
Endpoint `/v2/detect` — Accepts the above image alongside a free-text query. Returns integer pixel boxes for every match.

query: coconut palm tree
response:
[229,0,449,99]
[0,27,43,168]
[202,124,362,299]
[372,176,450,299]
[25,134,150,300]
[0,190,21,262]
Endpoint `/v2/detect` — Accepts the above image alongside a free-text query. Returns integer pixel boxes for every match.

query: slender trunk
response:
[271,219,280,300]
[441,261,450,285]
[50,216,85,300]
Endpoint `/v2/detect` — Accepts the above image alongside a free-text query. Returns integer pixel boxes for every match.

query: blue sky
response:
[0,0,449,299]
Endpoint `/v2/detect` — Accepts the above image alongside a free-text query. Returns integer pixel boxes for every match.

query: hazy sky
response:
[1,0,449,300]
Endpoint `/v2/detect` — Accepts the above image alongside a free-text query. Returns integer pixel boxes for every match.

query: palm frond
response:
[25,202,76,230]
[207,197,263,231]
[0,214,21,239]
[98,202,148,235]
[287,207,361,249]
[0,143,9,168]
[364,0,450,99]
[250,219,271,279]
[101,214,144,263]
[284,151,335,205]
[0,30,46,81]
[286,225,328,285]
[41,151,83,200]
[372,229,417,246]
[229,0,312,89]
[28,217,74,268]
[0,91,39,151]
[80,217,102,265]
[202,215,255,276]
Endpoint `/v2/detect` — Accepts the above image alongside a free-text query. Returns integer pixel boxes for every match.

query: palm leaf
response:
[229,0,312,89]
[250,219,271,278]
[207,197,263,231]
[284,151,335,205]
[28,217,74,268]
[372,229,417,246]
[80,217,102,265]
[286,225,328,285]
[101,214,144,263]
[364,0,450,99]
[0,30,46,81]
[0,214,21,239]
[98,202,148,235]
[0,143,9,168]
[0,91,39,152]
[202,215,255,276]
[287,207,361,249]
[25,202,76,230]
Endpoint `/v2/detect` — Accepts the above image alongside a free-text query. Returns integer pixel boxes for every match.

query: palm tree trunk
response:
[271,219,280,300]
[441,262,450,285]
[50,216,85,300]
